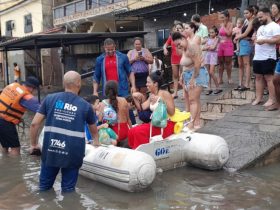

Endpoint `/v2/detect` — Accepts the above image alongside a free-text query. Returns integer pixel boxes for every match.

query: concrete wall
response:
[0,0,43,37]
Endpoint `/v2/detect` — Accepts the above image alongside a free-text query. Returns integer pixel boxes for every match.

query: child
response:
[232,18,244,54]
[203,26,222,95]
[84,95,117,146]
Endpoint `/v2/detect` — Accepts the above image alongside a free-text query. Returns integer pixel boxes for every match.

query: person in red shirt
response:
[93,38,136,97]
[163,22,184,99]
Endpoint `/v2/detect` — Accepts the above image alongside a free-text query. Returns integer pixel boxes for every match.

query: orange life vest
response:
[0,83,30,124]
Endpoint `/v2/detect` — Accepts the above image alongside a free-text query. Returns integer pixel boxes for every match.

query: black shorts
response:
[253,59,276,75]
[0,118,19,148]
[135,72,149,88]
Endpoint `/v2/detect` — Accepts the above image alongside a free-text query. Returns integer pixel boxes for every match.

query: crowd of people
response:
[0,2,279,193]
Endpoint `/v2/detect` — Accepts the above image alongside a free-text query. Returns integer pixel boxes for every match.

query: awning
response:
[0,31,147,51]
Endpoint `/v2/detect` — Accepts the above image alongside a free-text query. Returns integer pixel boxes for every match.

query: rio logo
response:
[155,147,170,157]
[55,100,77,111]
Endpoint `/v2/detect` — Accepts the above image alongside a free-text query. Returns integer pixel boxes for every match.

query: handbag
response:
[151,99,168,128]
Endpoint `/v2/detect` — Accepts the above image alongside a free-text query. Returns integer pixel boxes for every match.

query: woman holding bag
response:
[128,70,175,149]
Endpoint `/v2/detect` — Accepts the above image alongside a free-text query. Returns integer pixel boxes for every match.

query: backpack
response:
[102,100,118,125]
[151,99,168,128]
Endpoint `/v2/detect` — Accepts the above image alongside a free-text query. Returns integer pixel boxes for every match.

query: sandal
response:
[206,90,213,95]
[234,85,241,91]
[213,89,223,94]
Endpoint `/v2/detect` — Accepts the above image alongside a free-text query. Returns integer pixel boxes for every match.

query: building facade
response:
[0,0,61,86]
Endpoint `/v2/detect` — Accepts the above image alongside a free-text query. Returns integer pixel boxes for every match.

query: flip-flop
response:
[205,90,213,95]
[213,89,223,94]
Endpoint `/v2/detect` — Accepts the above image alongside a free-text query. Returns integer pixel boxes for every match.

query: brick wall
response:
[201,9,240,29]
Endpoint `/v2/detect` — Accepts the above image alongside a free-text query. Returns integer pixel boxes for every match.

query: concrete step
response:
[206,98,252,113]
[200,112,226,126]
[218,90,256,100]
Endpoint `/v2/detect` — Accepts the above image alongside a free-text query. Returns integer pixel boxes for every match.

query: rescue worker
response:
[0,76,40,155]
[30,71,99,192]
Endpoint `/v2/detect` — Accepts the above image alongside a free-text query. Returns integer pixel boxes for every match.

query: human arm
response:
[88,123,99,146]
[209,37,219,51]
[188,42,202,88]
[129,72,136,93]
[20,95,40,112]
[141,49,153,64]
[222,22,233,37]
[236,22,253,40]
[160,91,175,116]
[256,35,280,45]
[29,113,45,152]
[163,36,172,56]
[93,57,102,95]
[132,92,146,111]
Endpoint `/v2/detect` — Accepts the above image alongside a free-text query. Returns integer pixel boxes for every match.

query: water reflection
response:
[1,134,280,209]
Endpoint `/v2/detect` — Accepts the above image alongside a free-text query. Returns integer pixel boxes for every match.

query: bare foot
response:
[263,100,275,107]
[228,79,233,84]
[265,103,279,111]
[252,100,262,106]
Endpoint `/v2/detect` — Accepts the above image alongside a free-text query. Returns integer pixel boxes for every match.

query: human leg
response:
[209,64,219,90]
[61,167,79,193]
[218,56,224,84]
[172,64,180,98]
[0,119,20,155]
[252,74,264,105]
[243,55,251,88]
[263,74,276,107]
[237,56,244,87]
[184,88,190,111]
[188,86,203,129]
[39,162,60,191]
[225,56,233,84]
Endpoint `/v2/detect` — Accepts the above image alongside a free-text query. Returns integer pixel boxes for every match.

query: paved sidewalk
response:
[173,68,280,171]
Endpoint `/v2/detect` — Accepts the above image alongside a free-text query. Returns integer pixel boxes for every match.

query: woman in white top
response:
[128,70,175,149]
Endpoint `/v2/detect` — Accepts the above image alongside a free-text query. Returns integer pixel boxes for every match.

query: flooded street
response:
[1,131,280,210]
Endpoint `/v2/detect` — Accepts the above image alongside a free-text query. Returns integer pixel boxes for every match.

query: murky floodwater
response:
[1,130,280,210]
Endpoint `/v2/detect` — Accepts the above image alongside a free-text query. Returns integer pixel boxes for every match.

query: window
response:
[87,0,98,9]
[5,20,13,36]
[54,7,64,19]
[157,29,170,47]
[75,1,85,12]
[65,4,75,16]
[24,14,33,33]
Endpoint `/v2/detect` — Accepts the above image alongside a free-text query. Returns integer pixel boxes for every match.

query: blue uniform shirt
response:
[39,92,96,168]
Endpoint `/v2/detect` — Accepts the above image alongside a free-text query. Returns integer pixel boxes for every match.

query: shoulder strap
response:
[102,99,109,106]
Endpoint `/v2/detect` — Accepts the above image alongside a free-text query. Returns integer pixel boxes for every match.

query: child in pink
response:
[232,18,244,54]
[203,26,222,95]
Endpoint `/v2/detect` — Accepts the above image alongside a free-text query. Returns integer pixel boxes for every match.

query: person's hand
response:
[131,86,137,94]
[163,49,169,56]
[101,123,108,128]
[29,145,41,156]
[93,91,98,96]
[139,55,145,61]
[256,39,266,45]
[92,141,100,147]
[179,74,183,86]
[188,78,196,89]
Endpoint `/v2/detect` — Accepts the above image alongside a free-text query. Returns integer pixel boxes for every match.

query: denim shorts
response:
[183,67,209,90]
[275,60,280,75]
[239,39,252,56]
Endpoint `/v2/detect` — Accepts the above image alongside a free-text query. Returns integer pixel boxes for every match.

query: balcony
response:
[53,0,128,26]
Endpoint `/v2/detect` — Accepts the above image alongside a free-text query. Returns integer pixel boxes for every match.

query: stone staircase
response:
[200,89,256,126]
